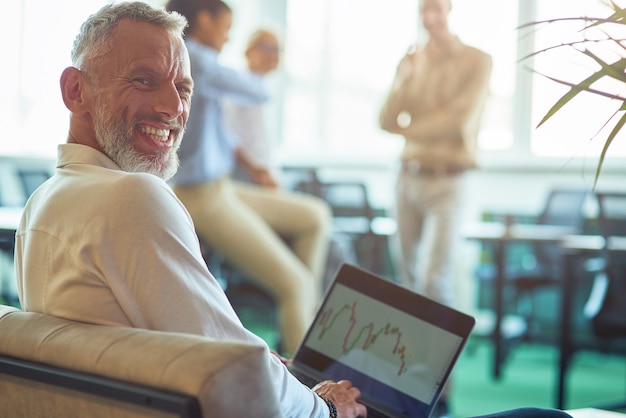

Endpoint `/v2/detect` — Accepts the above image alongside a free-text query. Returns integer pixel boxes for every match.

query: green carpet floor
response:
[450,341,626,416]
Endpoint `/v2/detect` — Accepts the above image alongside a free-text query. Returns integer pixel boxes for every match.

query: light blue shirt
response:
[173,39,269,185]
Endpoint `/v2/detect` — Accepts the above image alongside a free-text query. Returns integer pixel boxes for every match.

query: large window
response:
[279,0,520,164]
[278,0,626,169]
[2,0,625,171]
[280,0,417,163]
[2,1,110,158]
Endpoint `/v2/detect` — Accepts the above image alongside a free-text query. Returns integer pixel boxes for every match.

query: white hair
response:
[71,1,187,69]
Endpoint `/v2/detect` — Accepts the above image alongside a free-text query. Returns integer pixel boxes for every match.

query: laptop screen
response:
[292,264,475,417]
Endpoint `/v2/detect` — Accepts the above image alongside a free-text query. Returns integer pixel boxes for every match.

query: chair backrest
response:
[17,169,51,200]
[283,167,323,196]
[589,192,626,338]
[0,157,54,207]
[537,188,590,227]
[293,176,375,234]
[596,192,626,237]
[535,188,590,270]
[0,305,283,418]
[319,181,373,220]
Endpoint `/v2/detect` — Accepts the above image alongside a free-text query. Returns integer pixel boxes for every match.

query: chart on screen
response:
[305,283,463,400]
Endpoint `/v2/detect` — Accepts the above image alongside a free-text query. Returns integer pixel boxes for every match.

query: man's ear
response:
[60,67,89,115]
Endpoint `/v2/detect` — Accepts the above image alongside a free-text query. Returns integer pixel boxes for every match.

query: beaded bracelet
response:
[319,395,338,418]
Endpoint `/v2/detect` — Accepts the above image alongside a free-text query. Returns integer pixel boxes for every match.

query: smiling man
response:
[63,14,192,180]
[13,3,365,418]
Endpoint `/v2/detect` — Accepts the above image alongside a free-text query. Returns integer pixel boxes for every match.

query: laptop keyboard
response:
[366,406,392,418]
[291,371,393,417]
[292,370,319,388]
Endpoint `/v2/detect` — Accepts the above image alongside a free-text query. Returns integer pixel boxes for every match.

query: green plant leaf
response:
[535,69,607,128]
[594,111,626,187]
[523,2,626,187]
[580,51,626,84]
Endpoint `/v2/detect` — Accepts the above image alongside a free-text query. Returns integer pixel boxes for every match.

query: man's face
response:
[246,33,280,74]
[197,9,232,53]
[87,20,193,180]
[420,0,451,39]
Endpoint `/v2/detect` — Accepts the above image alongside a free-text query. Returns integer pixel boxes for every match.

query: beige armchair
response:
[0,305,283,417]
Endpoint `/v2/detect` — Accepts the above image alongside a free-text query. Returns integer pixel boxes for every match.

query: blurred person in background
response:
[379,0,492,416]
[225,28,282,184]
[166,0,331,356]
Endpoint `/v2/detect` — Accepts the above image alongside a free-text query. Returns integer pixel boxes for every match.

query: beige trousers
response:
[173,177,331,354]
[394,171,467,306]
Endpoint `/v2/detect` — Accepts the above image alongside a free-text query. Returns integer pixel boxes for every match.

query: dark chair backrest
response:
[319,181,374,220]
[535,188,590,272]
[292,175,375,232]
[17,169,51,201]
[596,192,626,237]
[282,167,322,196]
[589,192,626,338]
[0,157,53,207]
[538,188,590,227]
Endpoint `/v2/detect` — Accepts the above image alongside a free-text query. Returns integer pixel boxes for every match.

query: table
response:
[462,222,579,379]
[557,235,626,409]
[465,223,626,409]
[566,408,626,418]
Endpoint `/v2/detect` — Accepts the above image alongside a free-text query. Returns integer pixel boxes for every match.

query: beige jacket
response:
[380,36,492,169]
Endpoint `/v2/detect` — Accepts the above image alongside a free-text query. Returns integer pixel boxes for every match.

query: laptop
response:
[288,263,475,418]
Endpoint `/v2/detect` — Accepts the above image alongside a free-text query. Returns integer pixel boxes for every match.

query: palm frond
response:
[524,3,626,186]
[534,68,623,128]
[594,111,626,188]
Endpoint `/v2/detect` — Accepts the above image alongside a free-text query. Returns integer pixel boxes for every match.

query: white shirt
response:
[15,143,327,418]
[224,99,272,168]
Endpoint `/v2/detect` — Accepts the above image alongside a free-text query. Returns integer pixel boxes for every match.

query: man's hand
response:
[313,380,367,418]
[396,44,418,80]
[235,147,279,188]
[270,350,291,365]
[249,166,279,188]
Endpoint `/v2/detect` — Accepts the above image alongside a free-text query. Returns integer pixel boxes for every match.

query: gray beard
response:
[93,103,181,181]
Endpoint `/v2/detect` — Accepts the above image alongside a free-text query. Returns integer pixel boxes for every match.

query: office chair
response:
[509,188,590,340]
[294,177,395,277]
[586,192,626,339]
[17,169,51,202]
[567,191,626,412]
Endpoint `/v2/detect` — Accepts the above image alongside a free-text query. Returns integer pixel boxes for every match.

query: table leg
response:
[493,241,505,379]
[556,250,575,409]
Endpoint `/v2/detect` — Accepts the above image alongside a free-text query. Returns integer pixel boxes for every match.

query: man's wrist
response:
[318,395,337,418]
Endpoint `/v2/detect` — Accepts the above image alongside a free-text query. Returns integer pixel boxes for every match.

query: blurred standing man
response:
[379,0,492,415]
[380,0,492,310]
